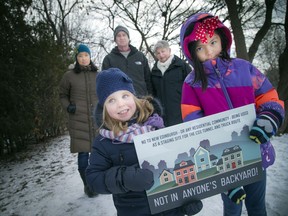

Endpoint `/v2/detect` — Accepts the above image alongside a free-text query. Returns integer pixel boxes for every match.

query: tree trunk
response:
[277,2,288,133]
[248,0,276,62]
[224,0,249,60]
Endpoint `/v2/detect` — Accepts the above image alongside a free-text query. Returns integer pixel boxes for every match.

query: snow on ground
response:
[0,134,287,216]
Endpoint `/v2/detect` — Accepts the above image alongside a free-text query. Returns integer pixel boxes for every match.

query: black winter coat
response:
[151,55,191,126]
[86,136,187,216]
[102,45,153,96]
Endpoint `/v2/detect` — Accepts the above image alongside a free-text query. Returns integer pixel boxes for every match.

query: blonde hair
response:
[102,96,154,135]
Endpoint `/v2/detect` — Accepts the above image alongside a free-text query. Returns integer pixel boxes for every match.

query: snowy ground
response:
[0,134,287,216]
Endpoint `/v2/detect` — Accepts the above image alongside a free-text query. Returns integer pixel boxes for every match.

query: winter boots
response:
[79,170,97,198]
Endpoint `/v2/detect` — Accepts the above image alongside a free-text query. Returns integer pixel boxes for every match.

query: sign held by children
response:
[134,104,263,214]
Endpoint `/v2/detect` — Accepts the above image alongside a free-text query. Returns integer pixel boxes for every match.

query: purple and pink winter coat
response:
[180,57,284,122]
[179,13,285,168]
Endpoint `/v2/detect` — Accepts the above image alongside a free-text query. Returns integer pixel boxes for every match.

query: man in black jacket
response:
[102,25,152,96]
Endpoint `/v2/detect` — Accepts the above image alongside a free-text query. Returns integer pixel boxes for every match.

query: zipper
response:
[214,66,234,109]
[84,71,94,142]
[119,153,124,164]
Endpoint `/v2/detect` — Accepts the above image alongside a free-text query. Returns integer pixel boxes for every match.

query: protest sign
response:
[134,104,263,214]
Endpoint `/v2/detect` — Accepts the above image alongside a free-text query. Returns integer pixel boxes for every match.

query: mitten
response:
[122,164,154,191]
[84,185,97,198]
[105,166,129,194]
[67,103,76,114]
[143,114,165,129]
[249,110,282,144]
[261,141,276,169]
[227,187,246,204]
[182,200,203,216]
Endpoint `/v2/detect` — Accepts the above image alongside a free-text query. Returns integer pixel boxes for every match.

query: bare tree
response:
[224,0,249,60]
[30,0,98,61]
[89,0,203,60]
[277,1,288,133]
[32,0,83,45]
[224,0,276,62]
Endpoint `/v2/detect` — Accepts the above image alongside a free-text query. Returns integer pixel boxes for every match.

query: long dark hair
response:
[188,28,231,91]
[74,61,98,73]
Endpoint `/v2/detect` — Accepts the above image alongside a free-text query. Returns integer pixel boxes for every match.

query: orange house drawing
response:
[173,160,197,186]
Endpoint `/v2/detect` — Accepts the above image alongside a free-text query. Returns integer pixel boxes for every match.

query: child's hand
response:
[182,200,203,215]
[249,114,276,144]
[123,164,154,191]
[67,103,76,114]
[144,114,164,129]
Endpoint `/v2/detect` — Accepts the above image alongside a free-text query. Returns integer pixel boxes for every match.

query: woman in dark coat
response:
[151,40,191,126]
[59,44,98,197]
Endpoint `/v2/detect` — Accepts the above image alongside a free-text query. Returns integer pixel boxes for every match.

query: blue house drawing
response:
[194,146,211,172]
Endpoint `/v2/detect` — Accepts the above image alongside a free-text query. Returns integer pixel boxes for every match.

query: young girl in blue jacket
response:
[180,12,284,215]
[86,68,203,216]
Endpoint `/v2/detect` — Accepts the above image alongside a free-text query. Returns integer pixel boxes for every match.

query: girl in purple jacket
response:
[180,12,284,216]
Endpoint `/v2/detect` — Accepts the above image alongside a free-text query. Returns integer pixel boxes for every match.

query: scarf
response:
[99,113,164,144]
[157,55,174,75]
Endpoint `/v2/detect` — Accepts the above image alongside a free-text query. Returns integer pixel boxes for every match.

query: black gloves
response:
[105,164,154,194]
[67,103,76,114]
[249,110,282,144]
[122,164,154,191]
[227,187,246,204]
[182,200,203,216]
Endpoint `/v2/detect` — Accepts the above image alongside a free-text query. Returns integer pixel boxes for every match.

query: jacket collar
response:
[151,55,183,72]
[202,57,230,75]
[112,44,138,55]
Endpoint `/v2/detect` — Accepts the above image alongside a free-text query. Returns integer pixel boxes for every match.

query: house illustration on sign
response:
[210,154,218,167]
[146,143,245,193]
[159,169,174,185]
[173,160,197,186]
[217,145,244,173]
[152,145,245,189]
[193,146,212,172]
